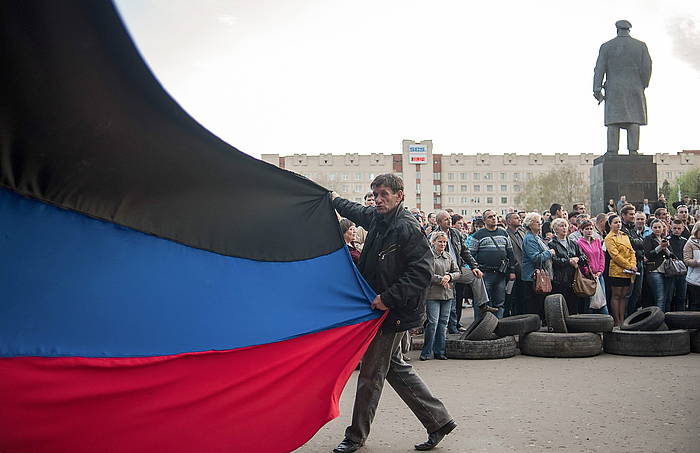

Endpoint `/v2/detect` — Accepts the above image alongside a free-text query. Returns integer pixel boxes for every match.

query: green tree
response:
[516,166,590,213]
[670,168,700,202]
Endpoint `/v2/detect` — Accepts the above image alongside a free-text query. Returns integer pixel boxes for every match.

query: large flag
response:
[0,1,383,452]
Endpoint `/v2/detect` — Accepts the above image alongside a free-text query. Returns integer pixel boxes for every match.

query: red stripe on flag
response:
[0,314,385,453]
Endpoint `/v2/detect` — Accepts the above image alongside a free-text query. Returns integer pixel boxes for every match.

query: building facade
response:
[261,142,699,216]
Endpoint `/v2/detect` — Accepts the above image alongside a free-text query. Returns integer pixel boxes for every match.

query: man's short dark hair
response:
[568,211,578,220]
[505,212,518,224]
[620,204,636,216]
[364,192,374,201]
[371,174,404,193]
[549,203,562,215]
[672,218,684,225]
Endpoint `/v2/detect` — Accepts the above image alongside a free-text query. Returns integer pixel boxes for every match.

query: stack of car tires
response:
[444,312,539,360]
[519,294,610,358]
[603,307,693,356]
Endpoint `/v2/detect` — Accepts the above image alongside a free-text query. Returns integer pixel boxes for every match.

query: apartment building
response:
[261,141,699,216]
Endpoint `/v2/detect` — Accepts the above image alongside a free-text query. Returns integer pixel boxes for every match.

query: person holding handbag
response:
[577,220,609,314]
[683,222,700,311]
[521,212,554,322]
[668,219,688,311]
[549,218,585,315]
[605,214,637,326]
[643,218,674,312]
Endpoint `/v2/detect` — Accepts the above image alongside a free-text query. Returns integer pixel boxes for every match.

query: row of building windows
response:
[298,173,379,183]
[446,172,527,182]
[445,196,510,205]
[446,184,521,193]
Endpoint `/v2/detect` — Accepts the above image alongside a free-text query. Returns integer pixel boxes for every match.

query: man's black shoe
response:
[435,354,448,360]
[333,437,362,453]
[414,420,457,451]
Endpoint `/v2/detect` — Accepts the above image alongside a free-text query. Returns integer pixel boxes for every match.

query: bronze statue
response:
[593,20,652,154]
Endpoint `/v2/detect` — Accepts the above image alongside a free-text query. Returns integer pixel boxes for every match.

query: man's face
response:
[643,198,649,204]
[634,213,646,229]
[364,195,375,207]
[671,223,684,236]
[518,211,526,220]
[372,185,402,214]
[484,210,498,228]
[427,213,436,225]
[597,217,607,231]
[507,214,521,228]
[677,207,689,221]
[621,209,635,224]
[437,214,452,231]
[621,196,626,202]
[576,204,586,214]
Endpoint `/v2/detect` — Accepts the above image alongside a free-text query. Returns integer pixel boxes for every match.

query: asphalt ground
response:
[297,311,700,453]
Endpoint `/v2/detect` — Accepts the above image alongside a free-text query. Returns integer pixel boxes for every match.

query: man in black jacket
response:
[331,174,456,453]
[620,204,645,316]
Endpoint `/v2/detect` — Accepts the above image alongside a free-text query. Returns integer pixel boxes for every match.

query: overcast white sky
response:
[114,0,699,159]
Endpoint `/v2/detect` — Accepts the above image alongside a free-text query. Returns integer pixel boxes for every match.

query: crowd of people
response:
[330,174,698,452]
[341,191,700,360]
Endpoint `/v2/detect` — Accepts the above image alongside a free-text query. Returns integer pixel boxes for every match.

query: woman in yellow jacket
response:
[604,214,638,326]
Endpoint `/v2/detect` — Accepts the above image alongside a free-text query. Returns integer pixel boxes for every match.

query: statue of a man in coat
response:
[593,20,652,154]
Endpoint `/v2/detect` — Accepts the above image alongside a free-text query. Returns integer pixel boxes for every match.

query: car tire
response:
[688,329,700,353]
[564,314,614,333]
[603,328,690,356]
[620,306,665,331]
[519,331,602,358]
[664,311,700,330]
[544,294,569,333]
[460,312,498,341]
[445,334,517,359]
[494,314,541,337]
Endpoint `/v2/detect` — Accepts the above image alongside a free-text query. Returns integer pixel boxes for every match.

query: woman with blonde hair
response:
[605,214,637,326]
[549,217,584,314]
[420,232,461,361]
[521,212,553,321]
[644,218,675,311]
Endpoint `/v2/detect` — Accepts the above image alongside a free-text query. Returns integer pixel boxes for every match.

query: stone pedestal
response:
[590,154,657,214]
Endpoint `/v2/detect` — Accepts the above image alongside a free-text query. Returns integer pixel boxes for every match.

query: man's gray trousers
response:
[344,327,452,443]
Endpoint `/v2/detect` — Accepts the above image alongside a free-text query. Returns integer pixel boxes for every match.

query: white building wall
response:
[261,147,699,215]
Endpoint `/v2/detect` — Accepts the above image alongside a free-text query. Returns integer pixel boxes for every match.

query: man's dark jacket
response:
[622,220,645,260]
[506,227,526,278]
[333,197,432,332]
[444,227,478,270]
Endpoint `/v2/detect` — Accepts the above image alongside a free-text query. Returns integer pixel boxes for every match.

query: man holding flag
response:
[331,174,457,452]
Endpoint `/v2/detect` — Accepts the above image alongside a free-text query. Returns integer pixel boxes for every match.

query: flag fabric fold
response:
[0,1,382,452]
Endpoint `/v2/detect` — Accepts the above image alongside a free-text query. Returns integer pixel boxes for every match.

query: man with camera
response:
[468,209,516,319]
